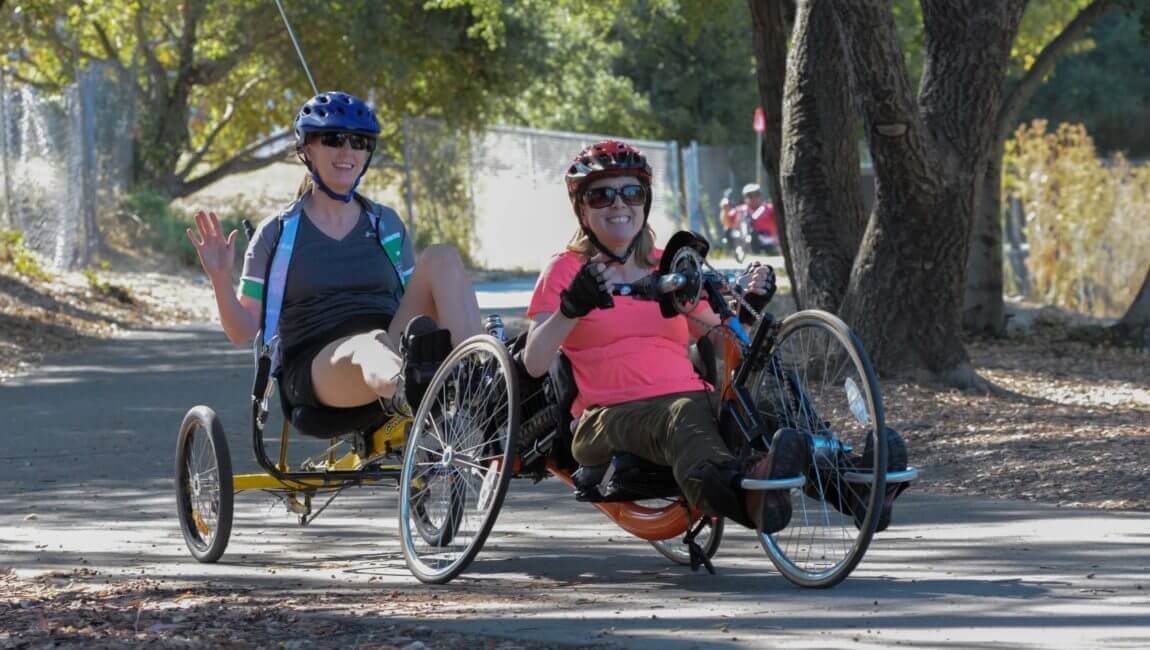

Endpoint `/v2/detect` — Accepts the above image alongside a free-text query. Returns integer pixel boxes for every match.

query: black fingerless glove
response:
[738,265,776,325]
[560,261,615,319]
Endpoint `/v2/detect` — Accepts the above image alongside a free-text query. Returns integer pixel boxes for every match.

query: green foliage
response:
[82,266,135,304]
[124,189,250,269]
[402,120,474,265]
[0,230,52,281]
[0,0,572,196]
[1005,121,1150,317]
[609,1,759,145]
[1021,10,1150,157]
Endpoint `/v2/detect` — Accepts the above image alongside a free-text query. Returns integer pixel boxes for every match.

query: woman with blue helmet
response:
[186,91,482,413]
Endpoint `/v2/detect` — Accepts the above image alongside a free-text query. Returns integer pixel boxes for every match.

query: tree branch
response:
[174,132,294,199]
[135,7,167,95]
[175,75,263,179]
[91,22,125,70]
[996,0,1116,142]
[5,68,62,91]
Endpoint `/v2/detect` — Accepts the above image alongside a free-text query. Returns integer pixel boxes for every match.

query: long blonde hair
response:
[295,173,313,200]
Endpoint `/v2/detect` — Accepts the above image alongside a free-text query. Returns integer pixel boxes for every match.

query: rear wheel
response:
[650,514,724,566]
[175,406,234,563]
[399,335,519,584]
[743,310,885,588]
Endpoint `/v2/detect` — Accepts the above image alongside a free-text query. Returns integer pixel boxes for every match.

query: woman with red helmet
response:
[521,139,806,534]
[185,91,483,417]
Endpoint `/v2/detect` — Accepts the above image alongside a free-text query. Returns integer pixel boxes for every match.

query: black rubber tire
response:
[175,406,234,563]
[746,310,885,588]
[399,335,519,584]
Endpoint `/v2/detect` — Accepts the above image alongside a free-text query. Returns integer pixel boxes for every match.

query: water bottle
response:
[484,314,506,343]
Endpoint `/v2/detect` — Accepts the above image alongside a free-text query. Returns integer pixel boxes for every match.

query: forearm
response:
[209,274,258,345]
[523,313,577,378]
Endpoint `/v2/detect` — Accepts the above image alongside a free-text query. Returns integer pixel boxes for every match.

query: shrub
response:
[1004,121,1150,318]
[124,189,251,270]
[0,230,53,281]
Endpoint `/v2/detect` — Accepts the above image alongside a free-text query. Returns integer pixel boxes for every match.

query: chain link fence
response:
[0,62,133,269]
[402,118,779,271]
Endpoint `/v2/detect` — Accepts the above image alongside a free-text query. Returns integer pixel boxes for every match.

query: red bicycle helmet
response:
[564,140,655,264]
[565,140,653,200]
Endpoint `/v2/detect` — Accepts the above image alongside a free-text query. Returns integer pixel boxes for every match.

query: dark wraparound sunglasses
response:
[312,132,376,151]
[583,184,647,209]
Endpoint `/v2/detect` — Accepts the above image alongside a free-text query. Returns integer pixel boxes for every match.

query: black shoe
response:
[808,427,908,532]
[743,428,810,534]
[400,315,452,412]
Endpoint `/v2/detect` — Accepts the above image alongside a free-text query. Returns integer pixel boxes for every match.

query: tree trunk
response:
[1110,265,1150,346]
[779,0,866,313]
[748,0,795,298]
[133,0,204,196]
[963,0,1115,336]
[832,0,1024,383]
[963,144,1005,335]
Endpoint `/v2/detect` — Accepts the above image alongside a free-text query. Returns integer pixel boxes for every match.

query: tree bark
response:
[748,0,795,298]
[832,0,1024,382]
[963,0,1115,335]
[1110,265,1150,346]
[778,0,866,313]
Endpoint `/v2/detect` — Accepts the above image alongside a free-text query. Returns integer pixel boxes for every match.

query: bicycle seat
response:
[278,390,391,439]
[573,452,680,502]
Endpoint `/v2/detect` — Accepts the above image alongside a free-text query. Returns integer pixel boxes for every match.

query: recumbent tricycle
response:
[174,231,916,588]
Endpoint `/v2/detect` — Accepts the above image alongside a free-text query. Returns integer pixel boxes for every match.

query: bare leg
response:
[388,244,483,347]
[310,330,402,408]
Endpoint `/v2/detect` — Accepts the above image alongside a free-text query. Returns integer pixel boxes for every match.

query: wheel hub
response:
[440,446,455,467]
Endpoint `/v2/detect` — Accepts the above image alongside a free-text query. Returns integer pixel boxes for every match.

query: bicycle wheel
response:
[399,335,519,584]
[744,310,885,588]
[649,514,724,566]
[175,406,234,563]
[410,468,465,547]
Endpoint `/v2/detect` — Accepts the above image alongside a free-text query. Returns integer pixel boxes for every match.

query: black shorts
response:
[279,314,393,408]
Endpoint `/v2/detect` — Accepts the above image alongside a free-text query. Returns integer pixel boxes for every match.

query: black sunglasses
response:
[583,184,647,209]
[312,132,376,151]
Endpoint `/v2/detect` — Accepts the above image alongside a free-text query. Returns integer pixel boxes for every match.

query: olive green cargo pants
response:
[571,390,734,513]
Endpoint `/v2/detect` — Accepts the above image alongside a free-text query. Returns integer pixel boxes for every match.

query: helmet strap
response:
[578,215,648,266]
[302,151,375,204]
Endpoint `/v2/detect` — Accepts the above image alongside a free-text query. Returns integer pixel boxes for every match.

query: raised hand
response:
[186,211,238,284]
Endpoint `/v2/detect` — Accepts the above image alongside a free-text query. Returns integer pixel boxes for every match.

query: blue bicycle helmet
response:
[293,91,381,202]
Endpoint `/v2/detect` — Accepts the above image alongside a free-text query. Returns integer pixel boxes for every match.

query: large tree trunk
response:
[1110,266,1150,346]
[778,0,866,313]
[963,0,1115,336]
[133,0,205,195]
[748,0,795,299]
[832,0,1024,384]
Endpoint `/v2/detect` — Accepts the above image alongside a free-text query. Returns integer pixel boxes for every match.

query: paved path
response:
[2,324,1148,649]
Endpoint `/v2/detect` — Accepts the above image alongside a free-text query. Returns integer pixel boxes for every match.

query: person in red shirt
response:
[741,183,778,253]
[521,139,807,534]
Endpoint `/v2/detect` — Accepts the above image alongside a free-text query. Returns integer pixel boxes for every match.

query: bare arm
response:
[522,312,577,378]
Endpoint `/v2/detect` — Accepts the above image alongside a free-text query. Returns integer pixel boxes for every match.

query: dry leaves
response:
[885,338,1149,510]
[0,569,565,649]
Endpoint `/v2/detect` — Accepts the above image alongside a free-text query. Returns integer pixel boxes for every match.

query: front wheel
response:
[743,310,885,588]
[399,335,519,584]
[175,406,234,563]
